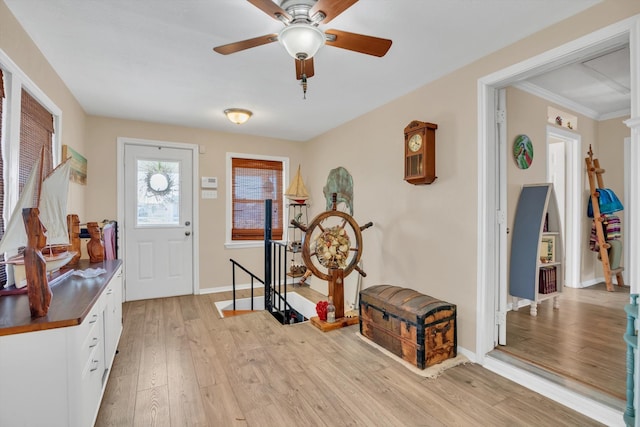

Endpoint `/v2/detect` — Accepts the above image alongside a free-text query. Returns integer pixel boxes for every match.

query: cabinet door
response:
[81,315,106,427]
[104,267,123,370]
[0,328,70,426]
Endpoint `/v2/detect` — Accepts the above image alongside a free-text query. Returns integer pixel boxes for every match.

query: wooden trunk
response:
[359,285,456,369]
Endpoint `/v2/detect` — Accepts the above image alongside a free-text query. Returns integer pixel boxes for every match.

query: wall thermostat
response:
[201,176,218,189]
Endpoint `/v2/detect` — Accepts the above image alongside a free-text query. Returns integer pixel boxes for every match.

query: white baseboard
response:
[577,275,623,289]
[456,346,476,363]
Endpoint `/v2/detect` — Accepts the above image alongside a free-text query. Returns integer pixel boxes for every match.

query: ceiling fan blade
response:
[310,0,358,24]
[325,29,392,57]
[213,34,278,55]
[295,58,315,80]
[247,0,291,22]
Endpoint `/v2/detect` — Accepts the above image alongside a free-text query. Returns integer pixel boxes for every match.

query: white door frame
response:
[496,88,508,346]
[624,136,631,286]
[476,15,639,423]
[546,126,582,289]
[117,137,200,297]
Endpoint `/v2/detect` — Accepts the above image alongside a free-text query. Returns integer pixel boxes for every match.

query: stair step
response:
[222,309,256,318]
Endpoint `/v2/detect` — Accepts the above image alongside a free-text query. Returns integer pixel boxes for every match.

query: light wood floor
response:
[497,283,629,401]
[96,288,603,426]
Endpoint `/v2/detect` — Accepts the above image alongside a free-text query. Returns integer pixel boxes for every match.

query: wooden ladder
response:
[585,146,625,291]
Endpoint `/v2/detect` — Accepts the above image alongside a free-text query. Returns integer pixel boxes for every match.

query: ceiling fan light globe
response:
[279,24,325,59]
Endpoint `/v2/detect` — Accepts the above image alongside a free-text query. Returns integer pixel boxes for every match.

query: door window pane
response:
[137,160,180,225]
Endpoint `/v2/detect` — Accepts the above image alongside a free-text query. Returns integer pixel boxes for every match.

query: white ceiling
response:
[516,44,630,120]
[5,0,613,142]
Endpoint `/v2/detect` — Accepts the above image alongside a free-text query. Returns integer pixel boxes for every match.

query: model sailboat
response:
[285,165,309,204]
[0,149,75,288]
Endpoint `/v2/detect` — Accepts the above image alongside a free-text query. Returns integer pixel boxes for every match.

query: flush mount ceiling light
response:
[278,23,325,60]
[224,108,253,125]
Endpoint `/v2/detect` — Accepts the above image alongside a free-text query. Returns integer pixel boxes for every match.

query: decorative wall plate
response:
[513,134,534,169]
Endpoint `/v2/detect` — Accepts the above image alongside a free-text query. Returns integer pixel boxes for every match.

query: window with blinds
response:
[0,82,54,287]
[231,157,283,240]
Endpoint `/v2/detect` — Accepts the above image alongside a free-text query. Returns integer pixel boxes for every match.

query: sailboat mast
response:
[35,147,45,207]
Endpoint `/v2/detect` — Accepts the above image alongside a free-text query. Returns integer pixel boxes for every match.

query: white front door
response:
[123,142,194,301]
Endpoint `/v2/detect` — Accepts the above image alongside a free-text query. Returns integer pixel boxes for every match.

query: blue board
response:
[509,185,550,300]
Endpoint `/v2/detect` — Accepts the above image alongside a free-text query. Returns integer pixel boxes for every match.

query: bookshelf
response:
[509,183,564,316]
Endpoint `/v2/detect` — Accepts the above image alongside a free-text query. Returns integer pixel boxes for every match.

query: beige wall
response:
[0,0,88,218]
[85,116,306,289]
[2,0,638,353]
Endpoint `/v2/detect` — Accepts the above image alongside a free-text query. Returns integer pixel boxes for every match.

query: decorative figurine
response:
[87,222,105,263]
[22,207,52,318]
[67,214,81,266]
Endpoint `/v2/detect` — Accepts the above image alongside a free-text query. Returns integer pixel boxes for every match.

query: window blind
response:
[19,90,53,199]
[231,157,283,240]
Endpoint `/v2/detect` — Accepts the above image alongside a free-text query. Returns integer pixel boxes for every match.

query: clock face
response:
[408,133,423,152]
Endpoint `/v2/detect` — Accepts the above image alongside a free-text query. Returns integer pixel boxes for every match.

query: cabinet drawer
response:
[79,339,105,427]
[74,300,102,345]
[79,318,101,369]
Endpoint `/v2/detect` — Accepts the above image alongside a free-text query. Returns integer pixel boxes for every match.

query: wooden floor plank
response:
[133,385,171,427]
[200,382,247,426]
[166,336,209,427]
[95,374,138,427]
[137,343,168,391]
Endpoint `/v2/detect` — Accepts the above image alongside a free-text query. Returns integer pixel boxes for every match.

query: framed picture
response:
[62,145,87,185]
[539,235,555,263]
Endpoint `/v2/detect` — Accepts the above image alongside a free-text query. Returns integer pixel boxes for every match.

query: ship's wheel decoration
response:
[291,194,372,320]
[314,225,350,269]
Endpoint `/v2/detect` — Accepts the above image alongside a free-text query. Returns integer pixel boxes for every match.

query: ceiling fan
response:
[213,0,392,97]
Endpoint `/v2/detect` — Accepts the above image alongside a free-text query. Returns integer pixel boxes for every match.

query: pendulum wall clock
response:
[404,120,438,185]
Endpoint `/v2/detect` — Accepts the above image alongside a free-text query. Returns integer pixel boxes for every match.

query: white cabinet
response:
[0,261,123,427]
[509,184,564,316]
[103,268,123,369]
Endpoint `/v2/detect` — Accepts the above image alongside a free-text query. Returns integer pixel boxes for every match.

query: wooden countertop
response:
[0,259,122,336]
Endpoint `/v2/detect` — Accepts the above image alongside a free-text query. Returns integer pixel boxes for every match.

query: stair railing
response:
[228,259,263,311]
[225,199,302,324]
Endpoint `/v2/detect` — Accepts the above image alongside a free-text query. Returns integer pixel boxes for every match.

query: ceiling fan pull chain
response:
[301,74,308,99]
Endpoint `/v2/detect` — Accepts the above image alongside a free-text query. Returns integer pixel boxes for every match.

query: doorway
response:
[117,138,200,301]
[546,126,581,288]
[477,17,637,424]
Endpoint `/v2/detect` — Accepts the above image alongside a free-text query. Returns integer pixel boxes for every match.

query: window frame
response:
[225,152,289,249]
[0,49,62,284]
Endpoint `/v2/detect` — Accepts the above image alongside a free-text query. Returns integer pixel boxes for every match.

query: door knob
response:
[185,221,191,226]
[185,231,191,236]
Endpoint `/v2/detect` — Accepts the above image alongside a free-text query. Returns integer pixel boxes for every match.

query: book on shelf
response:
[539,266,557,294]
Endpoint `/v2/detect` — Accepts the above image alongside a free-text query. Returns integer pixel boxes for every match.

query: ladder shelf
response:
[585,146,624,292]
